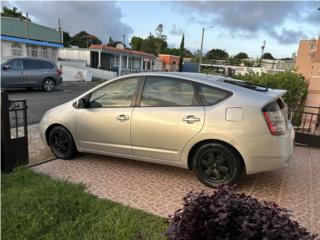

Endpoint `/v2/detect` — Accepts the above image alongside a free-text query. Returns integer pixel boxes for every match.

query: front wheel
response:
[192,143,243,187]
[48,126,77,159]
[42,78,55,92]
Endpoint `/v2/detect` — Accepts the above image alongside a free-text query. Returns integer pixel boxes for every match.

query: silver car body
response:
[1,57,62,89]
[40,72,295,174]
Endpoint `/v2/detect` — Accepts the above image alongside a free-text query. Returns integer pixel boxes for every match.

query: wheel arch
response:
[45,123,73,145]
[187,139,246,174]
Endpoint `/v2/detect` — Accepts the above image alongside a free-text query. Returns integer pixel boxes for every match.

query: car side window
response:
[23,59,39,70]
[140,77,198,107]
[89,78,139,108]
[8,60,23,70]
[197,84,231,106]
[39,61,54,69]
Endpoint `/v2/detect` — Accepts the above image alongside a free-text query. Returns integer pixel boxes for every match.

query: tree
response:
[130,36,144,51]
[262,52,275,60]
[234,52,249,59]
[63,32,71,47]
[1,6,29,20]
[107,37,117,47]
[179,33,184,72]
[206,49,229,60]
[155,24,167,54]
[69,31,102,48]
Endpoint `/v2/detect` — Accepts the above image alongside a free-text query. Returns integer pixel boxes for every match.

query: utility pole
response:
[26,12,30,40]
[198,27,205,73]
[260,40,266,60]
[58,18,63,44]
[122,34,126,44]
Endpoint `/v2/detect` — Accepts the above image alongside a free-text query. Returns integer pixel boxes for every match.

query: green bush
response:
[232,72,308,109]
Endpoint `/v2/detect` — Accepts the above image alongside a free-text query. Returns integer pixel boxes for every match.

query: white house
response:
[1,17,63,62]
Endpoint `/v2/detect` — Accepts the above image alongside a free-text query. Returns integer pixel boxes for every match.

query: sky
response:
[2,1,320,58]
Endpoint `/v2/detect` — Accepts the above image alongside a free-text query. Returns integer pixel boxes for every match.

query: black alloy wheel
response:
[192,143,243,187]
[48,126,77,159]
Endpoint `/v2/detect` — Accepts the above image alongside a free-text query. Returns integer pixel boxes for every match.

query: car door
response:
[75,77,141,155]
[22,59,45,87]
[1,59,24,88]
[131,76,205,162]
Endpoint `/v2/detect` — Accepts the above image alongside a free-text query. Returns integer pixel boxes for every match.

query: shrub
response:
[232,72,308,109]
[166,187,317,240]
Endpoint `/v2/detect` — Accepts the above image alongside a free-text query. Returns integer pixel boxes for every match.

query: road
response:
[7,82,99,125]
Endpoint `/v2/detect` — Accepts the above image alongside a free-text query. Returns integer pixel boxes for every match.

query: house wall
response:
[295,39,320,108]
[58,48,91,66]
[1,40,58,62]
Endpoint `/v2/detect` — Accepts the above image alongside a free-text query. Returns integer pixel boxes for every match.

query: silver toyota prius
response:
[40,72,295,187]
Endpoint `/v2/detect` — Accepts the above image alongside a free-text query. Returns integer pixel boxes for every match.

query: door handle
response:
[116,114,129,122]
[183,115,201,124]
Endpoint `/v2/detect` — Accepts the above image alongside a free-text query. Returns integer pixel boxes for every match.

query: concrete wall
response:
[58,61,116,81]
[58,48,91,66]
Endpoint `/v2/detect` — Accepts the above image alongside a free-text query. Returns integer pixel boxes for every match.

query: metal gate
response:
[290,105,320,148]
[1,91,29,172]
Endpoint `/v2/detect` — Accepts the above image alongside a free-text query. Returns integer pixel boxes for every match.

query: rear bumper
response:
[231,126,295,174]
[55,76,63,85]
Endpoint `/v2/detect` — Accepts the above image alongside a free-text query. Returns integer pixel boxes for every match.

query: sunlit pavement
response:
[32,145,320,235]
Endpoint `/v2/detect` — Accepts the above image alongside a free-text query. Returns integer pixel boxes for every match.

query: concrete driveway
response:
[32,146,320,236]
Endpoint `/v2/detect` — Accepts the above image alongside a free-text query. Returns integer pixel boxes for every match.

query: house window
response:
[132,57,141,69]
[41,48,48,59]
[11,43,22,56]
[28,46,39,58]
[121,56,127,68]
[113,55,120,66]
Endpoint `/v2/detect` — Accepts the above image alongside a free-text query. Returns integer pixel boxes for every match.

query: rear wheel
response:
[48,126,77,159]
[42,78,55,92]
[192,143,243,187]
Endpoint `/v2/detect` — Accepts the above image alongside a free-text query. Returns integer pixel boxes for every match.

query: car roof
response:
[115,72,286,104]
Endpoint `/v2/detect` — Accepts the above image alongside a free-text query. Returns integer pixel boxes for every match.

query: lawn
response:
[1,169,168,240]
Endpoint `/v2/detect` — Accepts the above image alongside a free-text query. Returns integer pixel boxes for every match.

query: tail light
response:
[262,99,287,136]
[56,68,62,76]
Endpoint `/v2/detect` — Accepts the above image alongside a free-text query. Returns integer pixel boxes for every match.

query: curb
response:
[27,157,58,168]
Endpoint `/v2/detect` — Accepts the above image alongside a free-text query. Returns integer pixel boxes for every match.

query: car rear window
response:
[23,59,54,70]
[197,84,231,106]
[39,61,54,69]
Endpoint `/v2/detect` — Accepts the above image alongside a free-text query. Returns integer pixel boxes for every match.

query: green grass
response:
[1,169,168,240]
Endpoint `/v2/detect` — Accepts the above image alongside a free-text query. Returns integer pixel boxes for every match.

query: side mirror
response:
[77,98,90,108]
[2,64,11,71]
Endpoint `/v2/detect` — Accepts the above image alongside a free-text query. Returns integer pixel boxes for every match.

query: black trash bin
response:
[1,91,29,172]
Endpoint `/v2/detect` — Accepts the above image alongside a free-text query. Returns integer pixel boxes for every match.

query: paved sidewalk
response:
[27,124,54,165]
[33,146,320,235]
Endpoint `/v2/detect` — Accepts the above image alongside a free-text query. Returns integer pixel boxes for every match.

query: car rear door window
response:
[197,84,231,106]
[89,78,139,108]
[9,60,23,70]
[39,61,54,69]
[140,77,198,107]
[23,59,40,70]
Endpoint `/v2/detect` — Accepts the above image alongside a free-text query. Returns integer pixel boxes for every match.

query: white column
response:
[98,50,101,69]
[118,54,122,76]
[140,57,143,71]
[126,56,129,68]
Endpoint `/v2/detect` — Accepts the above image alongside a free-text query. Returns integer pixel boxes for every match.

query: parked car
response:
[40,72,294,187]
[1,57,62,91]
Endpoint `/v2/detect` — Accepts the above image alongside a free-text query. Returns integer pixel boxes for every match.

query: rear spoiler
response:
[262,89,287,106]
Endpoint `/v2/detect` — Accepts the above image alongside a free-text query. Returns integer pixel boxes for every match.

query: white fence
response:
[58,61,116,82]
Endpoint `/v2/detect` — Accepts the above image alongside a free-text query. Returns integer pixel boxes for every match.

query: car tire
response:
[192,143,243,187]
[48,126,77,159]
[42,78,55,92]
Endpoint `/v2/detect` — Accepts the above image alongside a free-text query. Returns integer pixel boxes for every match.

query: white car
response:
[40,72,294,187]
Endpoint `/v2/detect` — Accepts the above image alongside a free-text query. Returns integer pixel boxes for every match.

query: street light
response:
[198,26,214,73]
